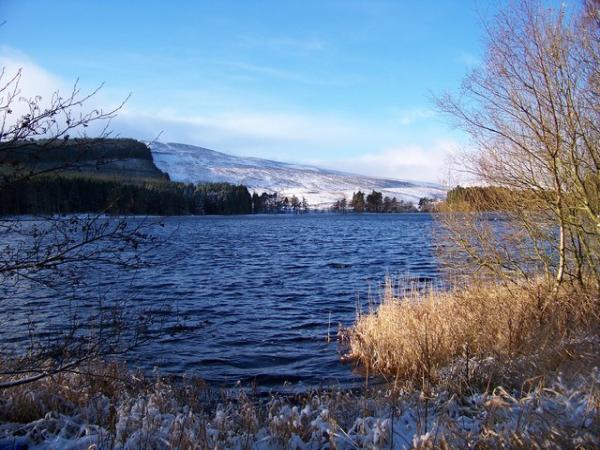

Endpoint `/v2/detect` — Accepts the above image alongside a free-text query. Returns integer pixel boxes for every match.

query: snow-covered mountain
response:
[149,142,447,208]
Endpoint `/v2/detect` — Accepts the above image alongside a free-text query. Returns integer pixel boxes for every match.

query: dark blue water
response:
[1,213,442,389]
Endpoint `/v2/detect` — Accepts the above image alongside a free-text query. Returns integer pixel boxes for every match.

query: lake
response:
[1,213,443,390]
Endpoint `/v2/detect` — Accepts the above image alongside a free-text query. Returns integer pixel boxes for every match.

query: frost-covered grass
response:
[345,278,600,389]
[0,362,598,449]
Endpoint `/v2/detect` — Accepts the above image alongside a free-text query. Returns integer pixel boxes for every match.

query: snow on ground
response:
[148,142,447,209]
[1,369,598,449]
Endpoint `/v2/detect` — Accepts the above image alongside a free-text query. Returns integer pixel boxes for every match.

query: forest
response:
[251,192,309,213]
[331,190,436,212]
[0,175,255,215]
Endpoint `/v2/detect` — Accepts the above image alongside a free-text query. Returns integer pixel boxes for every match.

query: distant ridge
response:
[148,141,447,208]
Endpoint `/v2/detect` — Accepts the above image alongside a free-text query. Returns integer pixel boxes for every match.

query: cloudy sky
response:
[0,0,503,183]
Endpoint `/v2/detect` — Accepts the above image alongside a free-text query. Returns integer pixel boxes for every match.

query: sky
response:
[0,0,502,183]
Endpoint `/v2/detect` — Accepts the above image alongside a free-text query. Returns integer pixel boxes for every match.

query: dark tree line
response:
[251,192,309,213]
[331,190,427,213]
[0,176,255,215]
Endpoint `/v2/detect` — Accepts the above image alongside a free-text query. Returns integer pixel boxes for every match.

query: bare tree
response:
[437,0,600,295]
[0,67,164,389]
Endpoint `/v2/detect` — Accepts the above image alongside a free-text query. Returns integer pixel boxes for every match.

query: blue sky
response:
[0,0,501,182]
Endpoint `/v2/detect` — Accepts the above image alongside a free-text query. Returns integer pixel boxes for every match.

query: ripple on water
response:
[1,213,441,389]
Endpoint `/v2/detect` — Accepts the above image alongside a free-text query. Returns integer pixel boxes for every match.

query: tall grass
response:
[346,278,599,389]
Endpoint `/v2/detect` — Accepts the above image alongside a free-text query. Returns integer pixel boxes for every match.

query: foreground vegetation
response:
[346,279,599,388]
[0,359,597,449]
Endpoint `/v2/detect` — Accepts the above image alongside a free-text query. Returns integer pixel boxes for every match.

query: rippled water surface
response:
[2,214,443,389]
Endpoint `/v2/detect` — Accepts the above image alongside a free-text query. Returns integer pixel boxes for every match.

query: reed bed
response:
[345,278,600,389]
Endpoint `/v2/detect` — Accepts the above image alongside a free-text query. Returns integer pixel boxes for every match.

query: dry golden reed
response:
[346,278,599,387]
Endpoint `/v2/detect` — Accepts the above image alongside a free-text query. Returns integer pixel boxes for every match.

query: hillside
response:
[0,139,257,215]
[149,142,447,208]
[0,138,448,210]
[0,138,169,184]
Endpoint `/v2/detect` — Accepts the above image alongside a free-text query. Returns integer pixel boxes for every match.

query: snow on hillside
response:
[148,142,447,208]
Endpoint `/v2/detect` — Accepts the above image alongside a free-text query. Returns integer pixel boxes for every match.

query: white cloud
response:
[394,107,436,126]
[0,50,359,152]
[0,48,67,119]
[316,139,460,184]
[0,47,127,136]
[0,51,364,148]
[118,109,362,146]
[226,61,311,84]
